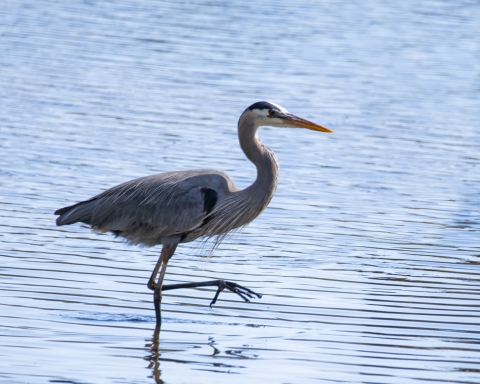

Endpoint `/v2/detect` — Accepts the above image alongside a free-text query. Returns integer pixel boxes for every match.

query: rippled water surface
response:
[1,0,480,383]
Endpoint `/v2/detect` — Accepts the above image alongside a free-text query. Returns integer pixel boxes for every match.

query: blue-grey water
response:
[1,1,479,383]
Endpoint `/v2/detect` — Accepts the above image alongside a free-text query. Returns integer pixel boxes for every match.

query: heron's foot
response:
[209,280,262,308]
[160,279,262,308]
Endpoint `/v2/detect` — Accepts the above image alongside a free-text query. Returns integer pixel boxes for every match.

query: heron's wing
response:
[55,170,234,243]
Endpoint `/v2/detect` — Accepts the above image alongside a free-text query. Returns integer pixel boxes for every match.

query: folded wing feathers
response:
[54,171,233,243]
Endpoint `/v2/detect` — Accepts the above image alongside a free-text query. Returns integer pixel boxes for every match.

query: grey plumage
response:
[56,170,238,246]
[55,101,332,324]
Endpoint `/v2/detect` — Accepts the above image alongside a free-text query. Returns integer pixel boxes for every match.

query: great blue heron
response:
[55,101,332,325]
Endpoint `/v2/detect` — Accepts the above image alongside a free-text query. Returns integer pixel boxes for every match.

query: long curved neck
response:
[196,115,280,237]
[238,115,279,195]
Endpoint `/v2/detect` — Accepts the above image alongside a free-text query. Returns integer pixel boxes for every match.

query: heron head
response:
[243,101,332,133]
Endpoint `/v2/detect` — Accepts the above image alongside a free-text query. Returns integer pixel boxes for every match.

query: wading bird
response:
[55,101,332,325]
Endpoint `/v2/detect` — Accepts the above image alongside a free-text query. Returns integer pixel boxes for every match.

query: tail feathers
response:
[55,199,96,226]
[54,206,72,216]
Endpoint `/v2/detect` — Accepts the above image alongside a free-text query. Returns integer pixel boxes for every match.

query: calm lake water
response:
[1,0,479,383]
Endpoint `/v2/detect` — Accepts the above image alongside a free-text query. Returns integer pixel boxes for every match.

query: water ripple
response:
[1,0,479,383]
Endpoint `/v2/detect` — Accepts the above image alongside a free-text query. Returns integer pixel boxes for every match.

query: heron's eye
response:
[268,109,275,117]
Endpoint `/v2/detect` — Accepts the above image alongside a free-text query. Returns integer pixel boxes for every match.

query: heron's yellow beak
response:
[284,114,333,133]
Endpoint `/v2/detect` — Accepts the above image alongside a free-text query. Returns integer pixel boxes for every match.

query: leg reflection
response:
[145,325,162,384]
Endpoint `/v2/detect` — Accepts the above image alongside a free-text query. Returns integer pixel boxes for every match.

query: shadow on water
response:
[145,325,254,383]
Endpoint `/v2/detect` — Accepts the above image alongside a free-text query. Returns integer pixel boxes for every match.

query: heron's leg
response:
[162,280,262,307]
[147,241,178,325]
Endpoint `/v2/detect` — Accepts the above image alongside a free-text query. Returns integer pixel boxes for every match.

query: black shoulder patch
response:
[201,188,218,214]
[247,101,279,111]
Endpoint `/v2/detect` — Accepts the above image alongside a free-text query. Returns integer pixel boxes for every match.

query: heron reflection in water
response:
[55,101,332,325]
